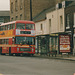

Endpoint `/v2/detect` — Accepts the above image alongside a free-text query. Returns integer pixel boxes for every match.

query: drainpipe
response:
[30,0,32,21]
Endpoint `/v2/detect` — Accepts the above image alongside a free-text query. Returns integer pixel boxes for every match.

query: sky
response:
[0,0,10,11]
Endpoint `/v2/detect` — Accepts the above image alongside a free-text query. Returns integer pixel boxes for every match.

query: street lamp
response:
[30,0,32,21]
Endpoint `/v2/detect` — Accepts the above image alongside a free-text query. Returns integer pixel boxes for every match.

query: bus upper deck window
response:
[5,25,8,30]
[1,26,3,31]
[3,26,5,30]
[16,23,25,29]
[10,24,12,30]
[12,24,15,29]
[8,25,10,30]
[26,24,34,30]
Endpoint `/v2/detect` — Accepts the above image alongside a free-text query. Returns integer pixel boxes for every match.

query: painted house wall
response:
[46,8,65,34]
[35,8,65,36]
[35,20,49,36]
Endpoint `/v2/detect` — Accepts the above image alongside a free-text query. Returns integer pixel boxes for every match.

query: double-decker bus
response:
[0,20,35,56]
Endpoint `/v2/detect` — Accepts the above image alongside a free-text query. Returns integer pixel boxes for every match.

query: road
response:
[0,55,75,75]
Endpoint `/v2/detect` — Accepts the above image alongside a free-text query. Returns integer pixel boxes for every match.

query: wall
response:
[46,8,65,34]
[35,20,49,36]
[10,0,25,21]
[10,0,56,21]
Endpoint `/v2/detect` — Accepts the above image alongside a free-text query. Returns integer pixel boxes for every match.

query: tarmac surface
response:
[0,55,75,75]
[34,54,75,61]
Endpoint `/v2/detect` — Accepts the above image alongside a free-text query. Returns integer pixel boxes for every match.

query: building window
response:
[0,18,4,25]
[11,18,13,21]
[41,24,43,30]
[66,14,70,27]
[49,19,51,32]
[11,3,13,13]
[16,16,18,20]
[20,0,23,10]
[15,0,18,11]
[60,16,63,30]
[20,14,22,20]
[60,16,63,25]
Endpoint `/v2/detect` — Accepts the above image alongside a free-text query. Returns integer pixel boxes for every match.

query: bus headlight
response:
[17,48,19,52]
[32,48,34,52]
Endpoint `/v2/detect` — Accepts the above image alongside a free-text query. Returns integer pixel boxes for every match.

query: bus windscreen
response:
[15,37,35,45]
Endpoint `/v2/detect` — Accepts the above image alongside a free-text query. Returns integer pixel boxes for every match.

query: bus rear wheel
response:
[15,53,20,56]
[9,53,13,56]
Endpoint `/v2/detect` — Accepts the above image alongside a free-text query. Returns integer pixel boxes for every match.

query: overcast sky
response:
[0,0,10,11]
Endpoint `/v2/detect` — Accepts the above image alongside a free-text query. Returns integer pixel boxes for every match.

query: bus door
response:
[0,47,2,54]
[9,47,11,55]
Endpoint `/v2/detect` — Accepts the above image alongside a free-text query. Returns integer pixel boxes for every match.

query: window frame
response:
[20,0,23,10]
[66,14,70,27]
[11,2,13,13]
[60,16,63,30]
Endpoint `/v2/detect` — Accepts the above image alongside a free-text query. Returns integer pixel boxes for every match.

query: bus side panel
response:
[13,29,16,35]
[2,47,9,54]
[1,47,35,54]
[18,47,35,54]
[29,47,35,54]
[0,47,2,54]
[2,47,18,54]
[11,47,17,53]
[9,38,12,45]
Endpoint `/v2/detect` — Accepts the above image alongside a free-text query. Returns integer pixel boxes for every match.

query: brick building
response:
[10,0,73,21]
[0,11,10,25]
[10,0,58,21]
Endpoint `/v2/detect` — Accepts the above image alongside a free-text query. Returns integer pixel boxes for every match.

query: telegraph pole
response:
[30,0,32,21]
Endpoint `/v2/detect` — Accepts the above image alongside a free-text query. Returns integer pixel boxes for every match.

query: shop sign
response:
[50,34,58,36]
[59,35,70,53]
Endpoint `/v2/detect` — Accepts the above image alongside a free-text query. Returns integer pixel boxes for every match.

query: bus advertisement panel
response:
[59,35,71,53]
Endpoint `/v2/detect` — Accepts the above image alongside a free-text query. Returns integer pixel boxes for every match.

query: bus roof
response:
[16,20,35,24]
[1,21,16,26]
[0,20,35,26]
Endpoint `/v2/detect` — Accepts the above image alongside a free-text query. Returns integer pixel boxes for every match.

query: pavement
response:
[1,53,75,61]
[34,53,75,61]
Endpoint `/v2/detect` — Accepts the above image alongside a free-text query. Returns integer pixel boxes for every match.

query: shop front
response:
[36,33,71,55]
[36,35,49,54]
[49,34,58,54]
[36,34,58,55]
